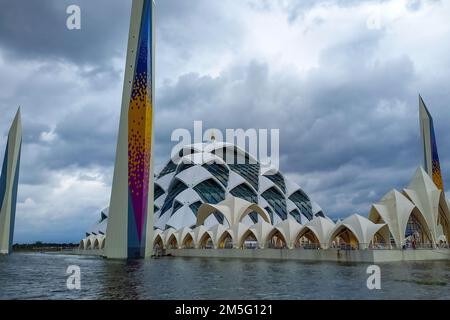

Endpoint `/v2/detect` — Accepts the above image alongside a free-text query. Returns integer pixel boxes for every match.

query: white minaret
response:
[419,94,444,191]
[0,108,22,255]
[105,0,155,259]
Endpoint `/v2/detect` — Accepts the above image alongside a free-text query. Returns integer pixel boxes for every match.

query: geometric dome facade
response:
[153,140,325,231]
[85,140,325,238]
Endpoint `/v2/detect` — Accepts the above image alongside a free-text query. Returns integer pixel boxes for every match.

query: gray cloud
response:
[0,0,130,66]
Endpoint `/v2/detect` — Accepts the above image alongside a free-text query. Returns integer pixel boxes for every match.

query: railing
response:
[171,242,449,251]
[295,243,322,250]
[242,243,258,249]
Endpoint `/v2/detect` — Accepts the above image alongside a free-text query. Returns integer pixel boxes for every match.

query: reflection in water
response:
[0,253,448,300]
[99,259,145,300]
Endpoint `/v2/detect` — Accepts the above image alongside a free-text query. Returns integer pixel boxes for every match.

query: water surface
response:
[0,253,448,299]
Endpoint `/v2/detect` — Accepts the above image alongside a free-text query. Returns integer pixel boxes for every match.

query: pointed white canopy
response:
[329,214,386,249]
[370,167,450,247]
[297,216,335,249]
[209,224,229,249]
[249,220,274,248]
[192,225,212,249]
[272,218,303,249]
[196,196,271,226]
[227,222,250,248]
[369,189,416,247]
[176,227,193,248]
[161,228,178,249]
[403,167,442,243]
[153,229,163,241]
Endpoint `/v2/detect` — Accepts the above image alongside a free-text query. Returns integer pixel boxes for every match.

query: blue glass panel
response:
[189,201,203,216]
[193,179,225,204]
[261,187,287,220]
[288,190,313,221]
[160,179,188,215]
[264,172,286,193]
[229,164,259,190]
[158,160,177,178]
[176,162,194,175]
[154,184,165,200]
[264,206,274,224]
[289,209,302,224]
[172,201,183,215]
[202,163,229,188]
[230,183,257,204]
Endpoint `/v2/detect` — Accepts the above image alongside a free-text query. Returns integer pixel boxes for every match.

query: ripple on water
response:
[0,253,448,300]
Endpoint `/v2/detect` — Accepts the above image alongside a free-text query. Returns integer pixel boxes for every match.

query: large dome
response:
[84,141,326,237]
[153,141,325,231]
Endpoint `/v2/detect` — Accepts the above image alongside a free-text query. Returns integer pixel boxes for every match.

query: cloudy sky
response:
[0,0,449,243]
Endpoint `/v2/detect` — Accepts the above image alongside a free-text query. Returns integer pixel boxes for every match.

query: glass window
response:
[230,183,258,204]
[158,160,177,178]
[289,209,302,223]
[202,163,229,188]
[264,206,274,224]
[189,201,203,216]
[247,211,259,224]
[264,172,286,193]
[154,184,165,200]
[175,162,194,175]
[289,190,313,221]
[229,163,260,190]
[193,179,226,204]
[261,187,287,220]
[160,179,188,215]
[171,201,183,216]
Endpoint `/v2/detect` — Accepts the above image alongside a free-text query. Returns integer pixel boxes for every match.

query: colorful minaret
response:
[419,95,444,191]
[0,108,22,255]
[105,0,155,259]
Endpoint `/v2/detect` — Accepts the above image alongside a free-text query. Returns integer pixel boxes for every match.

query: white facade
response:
[329,214,386,249]
[370,167,450,247]
[153,141,324,232]
[297,216,336,249]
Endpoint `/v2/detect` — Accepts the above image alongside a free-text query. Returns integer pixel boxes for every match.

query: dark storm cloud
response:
[0,0,130,66]
[151,21,450,217]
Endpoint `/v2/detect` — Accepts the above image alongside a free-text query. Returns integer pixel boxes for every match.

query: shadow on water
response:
[98,259,146,299]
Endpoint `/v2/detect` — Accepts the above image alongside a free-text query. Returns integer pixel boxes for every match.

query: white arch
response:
[209,224,229,249]
[297,216,335,249]
[196,196,271,227]
[153,230,164,249]
[192,225,211,249]
[85,235,96,250]
[79,238,88,250]
[272,218,303,249]
[227,223,250,249]
[369,187,432,247]
[249,220,274,249]
[92,235,105,250]
[328,214,386,249]
[237,227,259,249]
[162,228,178,249]
[176,227,193,248]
